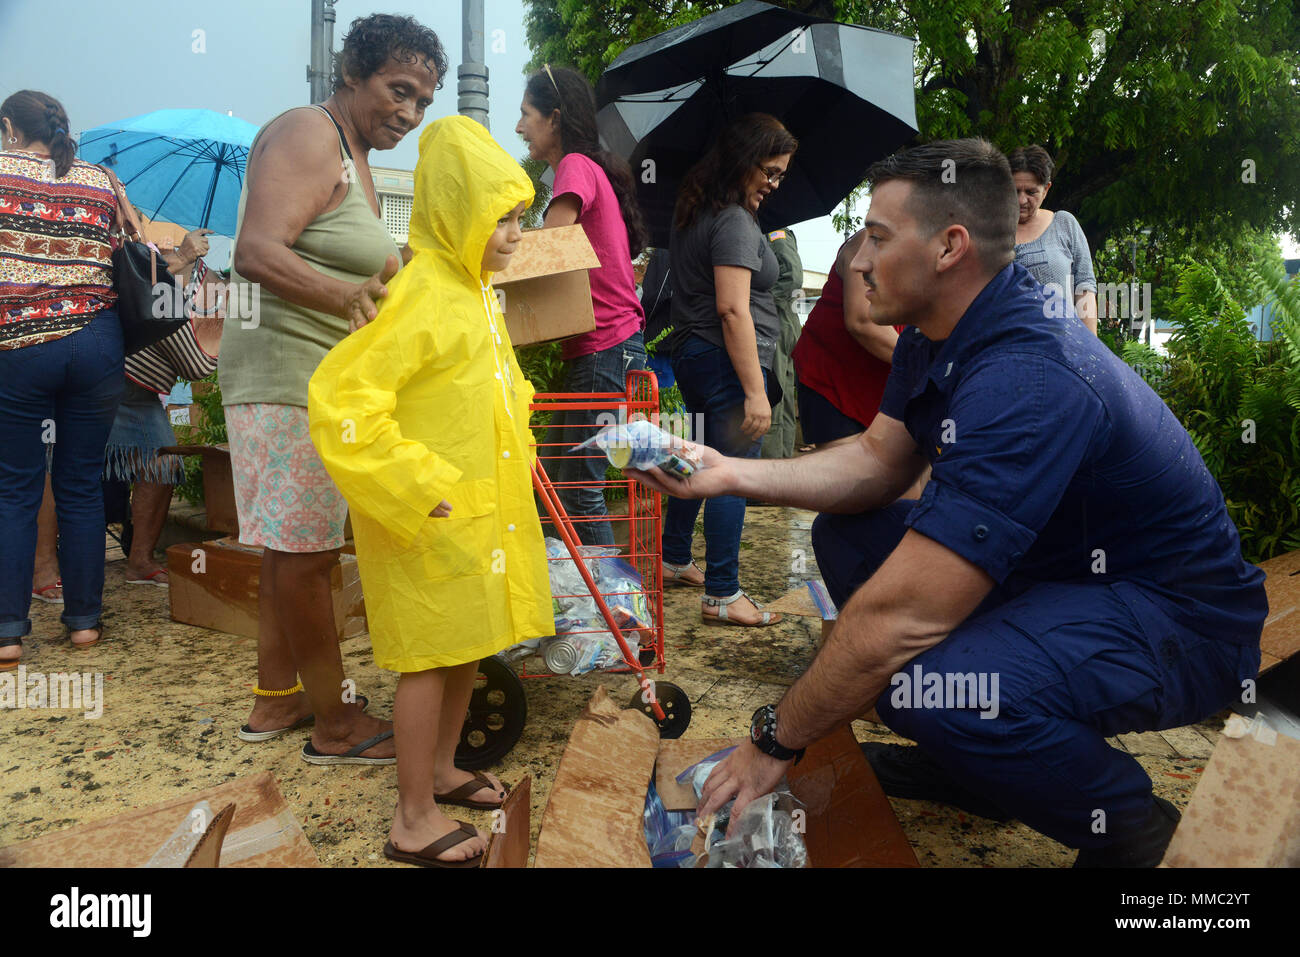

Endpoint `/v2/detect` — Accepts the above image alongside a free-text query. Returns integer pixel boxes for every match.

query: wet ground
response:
[0,501,1227,867]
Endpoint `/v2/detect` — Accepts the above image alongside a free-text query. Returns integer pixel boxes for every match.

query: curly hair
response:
[673,113,797,231]
[1007,145,1054,186]
[523,66,649,259]
[333,13,448,92]
[1,90,75,178]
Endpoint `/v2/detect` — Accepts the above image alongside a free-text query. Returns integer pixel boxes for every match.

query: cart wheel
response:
[628,680,691,739]
[455,655,527,770]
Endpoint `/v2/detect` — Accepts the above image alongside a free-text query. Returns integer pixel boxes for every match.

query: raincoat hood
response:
[408,115,534,283]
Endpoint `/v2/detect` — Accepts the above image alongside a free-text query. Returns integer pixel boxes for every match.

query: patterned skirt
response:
[225,402,348,552]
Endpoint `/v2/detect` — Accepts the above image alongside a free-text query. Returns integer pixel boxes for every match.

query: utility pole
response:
[458,0,489,129]
[308,0,338,104]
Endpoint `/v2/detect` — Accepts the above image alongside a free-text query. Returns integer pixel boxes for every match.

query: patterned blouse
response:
[0,150,118,350]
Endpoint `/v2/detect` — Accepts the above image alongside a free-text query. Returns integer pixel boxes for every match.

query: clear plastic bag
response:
[676,746,808,868]
[572,420,703,478]
[643,779,697,868]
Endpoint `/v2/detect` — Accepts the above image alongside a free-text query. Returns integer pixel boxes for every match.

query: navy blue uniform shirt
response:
[879,263,1267,644]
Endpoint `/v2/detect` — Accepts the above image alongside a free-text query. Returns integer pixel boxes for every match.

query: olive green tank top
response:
[219,105,401,407]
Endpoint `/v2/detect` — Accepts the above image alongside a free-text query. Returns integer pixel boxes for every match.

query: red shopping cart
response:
[455,369,692,769]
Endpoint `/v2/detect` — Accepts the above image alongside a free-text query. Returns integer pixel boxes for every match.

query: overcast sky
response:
[0,0,865,273]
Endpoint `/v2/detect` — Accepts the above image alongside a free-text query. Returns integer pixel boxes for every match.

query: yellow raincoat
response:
[308,116,552,672]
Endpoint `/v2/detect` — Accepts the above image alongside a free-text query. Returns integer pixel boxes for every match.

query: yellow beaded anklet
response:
[253,681,304,697]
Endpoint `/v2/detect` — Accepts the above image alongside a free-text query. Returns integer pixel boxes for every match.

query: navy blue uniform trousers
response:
[813,502,1261,849]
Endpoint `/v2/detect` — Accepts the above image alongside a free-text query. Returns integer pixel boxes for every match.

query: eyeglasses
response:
[756,165,788,186]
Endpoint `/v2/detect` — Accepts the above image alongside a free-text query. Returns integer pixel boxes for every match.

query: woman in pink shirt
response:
[516,65,649,546]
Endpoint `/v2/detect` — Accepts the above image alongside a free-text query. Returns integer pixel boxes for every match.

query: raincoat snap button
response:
[973,524,989,541]
[502,450,510,458]
[507,524,516,532]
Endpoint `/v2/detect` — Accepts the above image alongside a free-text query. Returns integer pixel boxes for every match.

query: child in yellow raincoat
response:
[308,116,553,868]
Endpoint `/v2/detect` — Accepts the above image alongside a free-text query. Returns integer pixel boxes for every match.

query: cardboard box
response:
[531,686,917,868]
[162,443,238,535]
[1160,719,1300,867]
[1258,547,1300,674]
[492,224,599,346]
[0,772,319,868]
[166,537,367,640]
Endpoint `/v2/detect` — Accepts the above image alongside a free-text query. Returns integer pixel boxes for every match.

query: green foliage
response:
[173,372,226,507]
[525,0,1300,258]
[1127,262,1300,561]
[520,155,552,229]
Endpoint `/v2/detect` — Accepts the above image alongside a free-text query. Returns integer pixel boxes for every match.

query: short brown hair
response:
[866,138,1017,271]
[1007,145,1054,186]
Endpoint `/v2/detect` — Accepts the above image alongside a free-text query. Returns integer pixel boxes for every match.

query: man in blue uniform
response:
[628,139,1266,866]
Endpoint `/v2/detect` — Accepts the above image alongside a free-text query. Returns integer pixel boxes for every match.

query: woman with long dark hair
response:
[660,113,796,626]
[0,90,124,668]
[516,65,649,546]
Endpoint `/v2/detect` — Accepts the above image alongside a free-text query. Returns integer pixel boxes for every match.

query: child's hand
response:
[429,500,452,518]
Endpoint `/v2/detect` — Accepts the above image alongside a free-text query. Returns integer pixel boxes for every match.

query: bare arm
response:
[232,110,389,323]
[1076,290,1098,335]
[543,193,581,228]
[776,530,995,747]
[629,409,926,514]
[714,264,769,439]
[696,529,996,823]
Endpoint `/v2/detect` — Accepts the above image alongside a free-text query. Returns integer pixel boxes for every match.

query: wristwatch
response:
[750,704,805,764]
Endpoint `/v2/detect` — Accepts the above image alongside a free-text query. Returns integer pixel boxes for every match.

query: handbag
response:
[100,167,189,355]
[125,260,220,394]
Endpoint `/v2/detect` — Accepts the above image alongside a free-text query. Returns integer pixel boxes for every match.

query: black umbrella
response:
[597,0,821,102]
[597,13,918,246]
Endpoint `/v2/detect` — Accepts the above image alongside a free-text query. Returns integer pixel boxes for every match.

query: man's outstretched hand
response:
[625,442,736,500]
[697,739,793,838]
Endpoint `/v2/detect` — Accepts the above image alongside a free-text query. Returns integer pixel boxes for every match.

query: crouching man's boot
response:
[1072,796,1181,868]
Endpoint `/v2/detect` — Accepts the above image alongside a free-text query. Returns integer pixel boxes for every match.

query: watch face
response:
[751,723,762,743]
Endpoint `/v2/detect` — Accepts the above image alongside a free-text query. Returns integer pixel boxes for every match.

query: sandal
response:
[301,728,396,765]
[125,569,169,587]
[237,694,370,742]
[436,772,509,810]
[383,821,482,868]
[68,622,102,650]
[662,559,705,587]
[0,637,21,672]
[702,590,782,627]
[32,580,64,604]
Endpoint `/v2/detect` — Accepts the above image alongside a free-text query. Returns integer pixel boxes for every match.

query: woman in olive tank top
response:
[216,16,484,781]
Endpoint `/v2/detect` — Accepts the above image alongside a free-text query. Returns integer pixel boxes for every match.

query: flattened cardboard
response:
[534,686,658,868]
[1259,548,1300,674]
[536,687,918,868]
[1160,728,1300,867]
[482,775,532,868]
[166,537,366,640]
[491,225,599,347]
[0,772,319,868]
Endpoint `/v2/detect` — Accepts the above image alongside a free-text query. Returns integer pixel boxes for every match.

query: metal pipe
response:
[458,0,489,129]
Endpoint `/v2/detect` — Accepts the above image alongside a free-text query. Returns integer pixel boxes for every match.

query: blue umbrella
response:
[77,108,259,236]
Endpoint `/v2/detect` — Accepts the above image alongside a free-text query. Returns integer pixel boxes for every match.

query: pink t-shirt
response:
[551,153,644,360]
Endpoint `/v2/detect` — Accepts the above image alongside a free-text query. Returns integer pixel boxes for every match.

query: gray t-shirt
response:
[668,204,781,369]
[1014,209,1097,315]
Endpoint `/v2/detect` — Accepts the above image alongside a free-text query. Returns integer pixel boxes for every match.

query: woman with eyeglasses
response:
[516,65,650,546]
[657,113,796,627]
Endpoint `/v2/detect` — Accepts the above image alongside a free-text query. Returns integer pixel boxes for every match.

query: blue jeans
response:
[661,336,768,596]
[543,331,647,547]
[0,310,125,637]
[812,504,1261,850]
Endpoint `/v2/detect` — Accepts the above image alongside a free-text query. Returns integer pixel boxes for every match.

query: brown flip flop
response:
[436,772,509,810]
[383,821,482,868]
